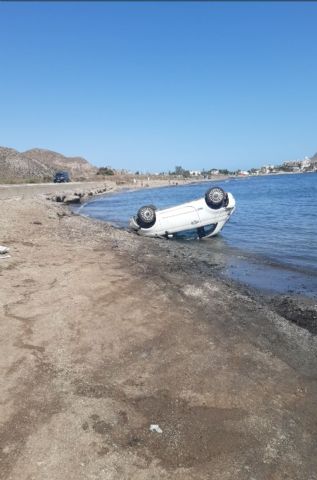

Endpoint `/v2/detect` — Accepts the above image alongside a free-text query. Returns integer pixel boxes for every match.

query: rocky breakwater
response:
[48,183,112,205]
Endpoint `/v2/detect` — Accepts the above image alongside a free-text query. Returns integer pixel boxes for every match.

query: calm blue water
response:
[78,173,317,296]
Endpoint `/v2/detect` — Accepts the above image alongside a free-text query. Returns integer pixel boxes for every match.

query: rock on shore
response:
[48,183,111,204]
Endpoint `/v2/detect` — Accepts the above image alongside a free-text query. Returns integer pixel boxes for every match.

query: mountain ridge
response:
[0,146,97,181]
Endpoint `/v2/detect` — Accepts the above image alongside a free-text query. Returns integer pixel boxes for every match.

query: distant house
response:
[283,160,301,168]
[210,169,219,175]
[301,157,311,169]
[190,170,201,176]
[283,160,307,172]
[310,156,317,170]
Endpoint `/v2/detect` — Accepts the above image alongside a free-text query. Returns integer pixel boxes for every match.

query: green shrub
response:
[97,167,114,176]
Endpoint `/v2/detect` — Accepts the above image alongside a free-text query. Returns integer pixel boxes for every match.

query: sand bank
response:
[1,183,317,480]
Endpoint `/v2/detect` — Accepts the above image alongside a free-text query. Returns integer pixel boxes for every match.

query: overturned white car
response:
[129,186,236,239]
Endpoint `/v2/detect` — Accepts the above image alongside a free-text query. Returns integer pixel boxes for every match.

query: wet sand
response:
[1,182,317,480]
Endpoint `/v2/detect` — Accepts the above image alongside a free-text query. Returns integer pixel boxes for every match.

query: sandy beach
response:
[1,181,317,480]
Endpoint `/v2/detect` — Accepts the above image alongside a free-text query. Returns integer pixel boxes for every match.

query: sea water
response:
[79,173,317,297]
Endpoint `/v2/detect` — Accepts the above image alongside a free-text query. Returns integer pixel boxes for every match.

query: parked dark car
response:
[53,171,70,183]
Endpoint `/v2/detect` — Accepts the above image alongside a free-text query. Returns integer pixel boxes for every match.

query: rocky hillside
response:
[310,152,317,164]
[0,146,97,182]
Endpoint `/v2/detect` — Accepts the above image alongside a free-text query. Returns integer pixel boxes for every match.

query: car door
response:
[158,204,200,234]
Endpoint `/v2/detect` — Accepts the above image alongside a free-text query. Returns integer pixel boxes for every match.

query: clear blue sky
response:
[1,2,317,172]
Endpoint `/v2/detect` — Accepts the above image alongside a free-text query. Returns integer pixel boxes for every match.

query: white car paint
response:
[129,190,236,238]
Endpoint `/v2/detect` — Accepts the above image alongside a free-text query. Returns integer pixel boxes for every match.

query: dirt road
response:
[0,185,317,479]
[0,178,173,200]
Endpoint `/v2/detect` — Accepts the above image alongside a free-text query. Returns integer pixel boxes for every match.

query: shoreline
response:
[1,183,317,479]
[4,177,316,332]
[74,179,317,302]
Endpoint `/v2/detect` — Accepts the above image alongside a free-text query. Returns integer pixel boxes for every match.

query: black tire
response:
[137,205,156,228]
[205,187,226,209]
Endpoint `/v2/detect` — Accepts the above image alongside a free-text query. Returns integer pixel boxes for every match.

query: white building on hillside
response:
[301,157,311,169]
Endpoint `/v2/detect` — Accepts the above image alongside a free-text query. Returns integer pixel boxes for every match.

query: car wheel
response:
[205,187,225,209]
[137,205,156,228]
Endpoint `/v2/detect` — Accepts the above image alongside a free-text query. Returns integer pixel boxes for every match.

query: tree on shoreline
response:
[170,165,190,178]
[97,167,115,176]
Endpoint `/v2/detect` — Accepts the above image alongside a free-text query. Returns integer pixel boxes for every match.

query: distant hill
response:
[0,146,97,182]
[310,152,317,163]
